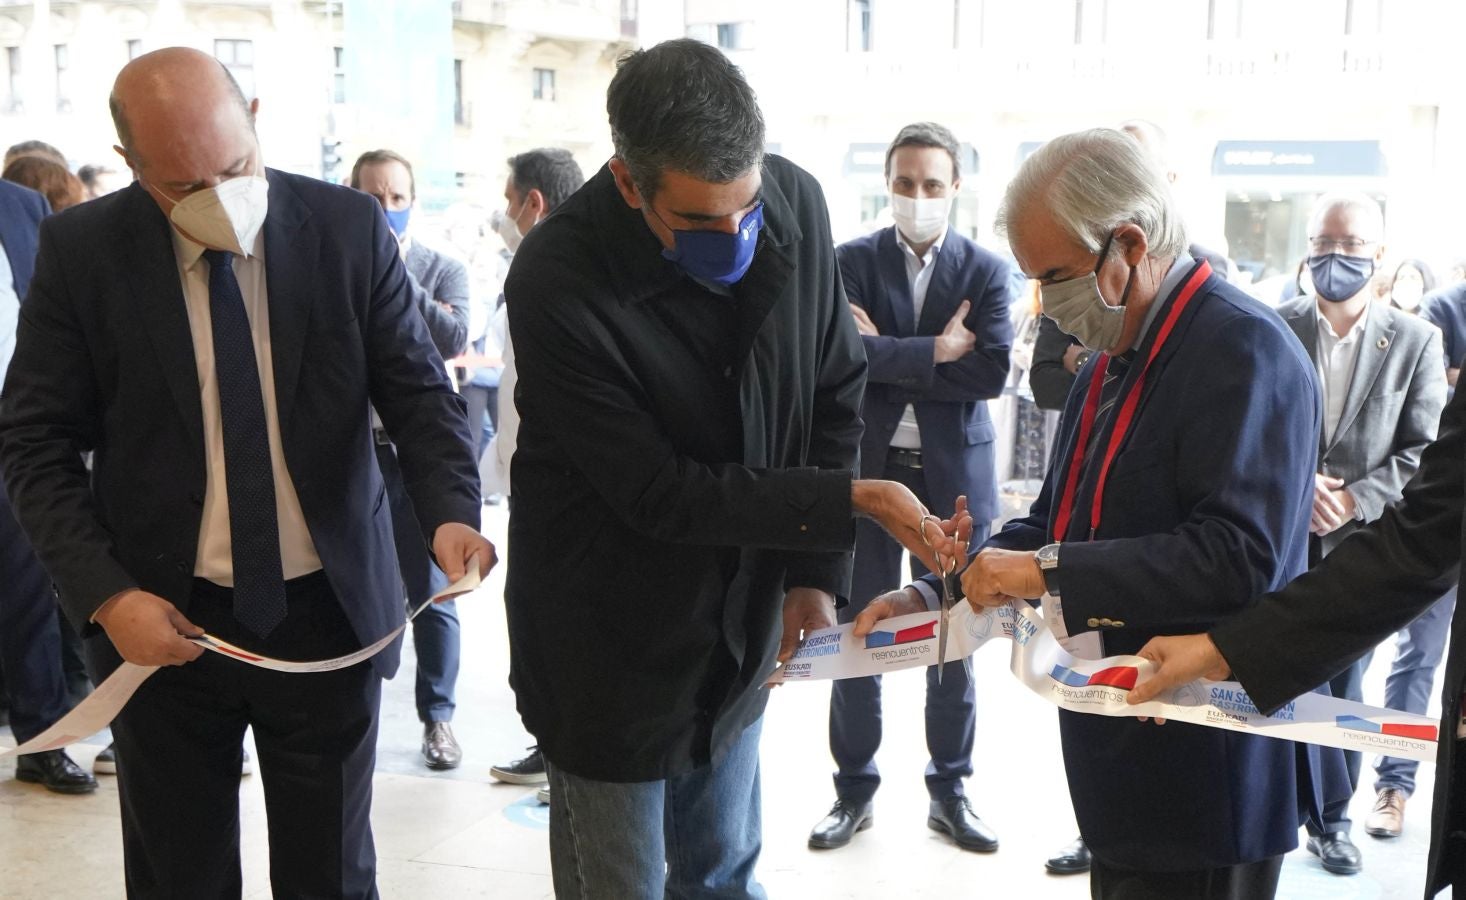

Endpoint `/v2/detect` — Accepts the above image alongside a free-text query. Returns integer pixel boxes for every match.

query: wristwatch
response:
[1036,542,1062,596]
[1074,349,1093,370]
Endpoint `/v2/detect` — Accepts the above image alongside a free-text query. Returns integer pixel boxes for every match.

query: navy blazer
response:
[837,226,1014,524]
[0,179,47,297]
[0,172,481,677]
[983,267,1321,870]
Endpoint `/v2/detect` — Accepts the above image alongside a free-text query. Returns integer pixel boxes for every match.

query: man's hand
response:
[849,303,879,337]
[1127,634,1232,705]
[959,547,1045,610]
[851,482,970,574]
[933,300,975,363]
[432,522,498,597]
[777,588,838,664]
[1311,474,1352,536]
[852,587,930,638]
[93,590,205,667]
[1062,342,1088,375]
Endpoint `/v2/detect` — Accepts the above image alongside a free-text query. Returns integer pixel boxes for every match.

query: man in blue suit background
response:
[0,176,99,794]
[811,122,1014,853]
[858,128,1321,898]
[0,49,492,898]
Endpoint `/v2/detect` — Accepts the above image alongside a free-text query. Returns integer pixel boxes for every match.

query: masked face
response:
[1039,232,1135,352]
[657,202,764,286]
[890,194,951,246]
[151,166,269,257]
[496,202,527,252]
[1392,269,1425,311]
[1308,252,1375,304]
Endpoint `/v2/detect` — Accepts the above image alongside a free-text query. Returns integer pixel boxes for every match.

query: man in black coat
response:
[504,39,958,899]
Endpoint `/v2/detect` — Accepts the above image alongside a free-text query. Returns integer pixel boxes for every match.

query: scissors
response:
[921,515,963,685]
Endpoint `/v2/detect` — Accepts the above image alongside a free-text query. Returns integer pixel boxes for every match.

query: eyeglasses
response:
[1308,237,1374,254]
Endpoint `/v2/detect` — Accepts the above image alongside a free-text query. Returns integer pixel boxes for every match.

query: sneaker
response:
[536,785,551,805]
[93,742,117,775]
[1365,787,1406,838]
[491,746,547,785]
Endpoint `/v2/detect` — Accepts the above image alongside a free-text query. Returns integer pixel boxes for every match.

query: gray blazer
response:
[405,240,470,360]
[1278,296,1447,554]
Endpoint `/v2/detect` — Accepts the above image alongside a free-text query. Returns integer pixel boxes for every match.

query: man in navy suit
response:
[0,49,491,898]
[859,128,1320,898]
[811,122,1014,853]
[0,177,99,794]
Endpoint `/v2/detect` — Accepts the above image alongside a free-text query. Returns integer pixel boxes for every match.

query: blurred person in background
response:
[77,163,129,200]
[1389,258,1436,313]
[3,156,84,213]
[350,148,473,771]
[4,140,65,169]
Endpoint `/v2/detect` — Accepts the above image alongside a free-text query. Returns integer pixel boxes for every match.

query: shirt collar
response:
[1314,298,1370,341]
[1135,253,1195,344]
[169,225,265,271]
[896,225,947,264]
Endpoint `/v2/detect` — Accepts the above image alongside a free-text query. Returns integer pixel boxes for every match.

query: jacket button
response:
[1087,617,1100,628]
[1113,620,1125,628]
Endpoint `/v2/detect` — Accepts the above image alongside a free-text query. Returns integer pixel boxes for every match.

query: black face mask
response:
[1308,253,1375,303]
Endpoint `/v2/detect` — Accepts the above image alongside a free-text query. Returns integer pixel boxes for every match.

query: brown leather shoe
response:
[1365,787,1406,838]
[422,722,462,770]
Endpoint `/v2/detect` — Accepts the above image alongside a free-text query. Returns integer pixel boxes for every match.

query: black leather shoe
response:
[15,749,98,794]
[927,796,999,852]
[1307,831,1362,875]
[1045,836,1091,874]
[809,799,873,849]
[422,722,462,770]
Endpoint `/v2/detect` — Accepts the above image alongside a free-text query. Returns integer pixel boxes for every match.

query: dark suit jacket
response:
[1277,297,1446,554]
[1213,382,1466,897]
[0,179,47,298]
[505,158,864,782]
[981,266,1322,870]
[0,172,481,678]
[836,226,1013,525]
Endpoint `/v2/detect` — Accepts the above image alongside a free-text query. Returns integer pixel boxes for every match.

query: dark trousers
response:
[374,439,457,723]
[828,457,982,804]
[0,474,68,745]
[88,573,382,899]
[1090,854,1283,900]
[1306,648,1372,834]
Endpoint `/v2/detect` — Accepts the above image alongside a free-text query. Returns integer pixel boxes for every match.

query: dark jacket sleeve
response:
[0,218,137,622]
[1029,314,1079,411]
[1213,382,1466,714]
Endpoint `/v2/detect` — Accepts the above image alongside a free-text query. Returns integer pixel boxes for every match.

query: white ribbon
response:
[771,597,1439,763]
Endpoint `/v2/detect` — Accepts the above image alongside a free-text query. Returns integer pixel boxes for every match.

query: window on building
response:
[848,0,872,51]
[54,44,71,112]
[214,39,255,99]
[1207,0,1244,39]
[4,47,20,113]
[532,67,555,102]
[333,46,346,104]
[454,59,466,124]
[1073,0,1106,43]
[716,23,741,50]
[126,39,143,60]
[1345,0,1384,34]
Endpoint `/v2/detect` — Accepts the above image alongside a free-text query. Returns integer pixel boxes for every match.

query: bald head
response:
[111,47,256,169]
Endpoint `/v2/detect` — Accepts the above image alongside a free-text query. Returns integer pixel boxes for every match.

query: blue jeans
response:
[547,718,767,900]
[1374,585,1457,797]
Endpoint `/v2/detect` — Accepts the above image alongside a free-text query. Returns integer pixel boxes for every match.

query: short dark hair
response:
[350,149,415,200]
[5,139,66,169]
[506,148,585,214]
[606,38,764,199]
[884,122,961,182]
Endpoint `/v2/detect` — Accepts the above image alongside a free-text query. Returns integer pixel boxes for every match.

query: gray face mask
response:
[1039,233,1135,352]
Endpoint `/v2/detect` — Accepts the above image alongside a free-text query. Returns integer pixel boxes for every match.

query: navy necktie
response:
[203,249,287,638]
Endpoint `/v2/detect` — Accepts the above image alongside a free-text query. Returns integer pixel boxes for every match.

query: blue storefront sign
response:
[1211,141,1386,177]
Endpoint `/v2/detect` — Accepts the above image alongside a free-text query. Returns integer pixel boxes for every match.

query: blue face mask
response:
[1309,252,1374,303]
[384,206,411,238]
[659,202,764,286]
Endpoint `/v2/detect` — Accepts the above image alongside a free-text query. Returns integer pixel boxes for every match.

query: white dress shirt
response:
[1314,300,1370,447]
[0,236,19,384]
[169,226,322,585]
[889,225,949,451]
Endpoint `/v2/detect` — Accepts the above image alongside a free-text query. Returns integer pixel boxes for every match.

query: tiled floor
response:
[0,506,1438,898]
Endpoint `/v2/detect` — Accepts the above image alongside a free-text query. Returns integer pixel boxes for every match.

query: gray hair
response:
[995,128,1187,261]
[1307,190,1385,244]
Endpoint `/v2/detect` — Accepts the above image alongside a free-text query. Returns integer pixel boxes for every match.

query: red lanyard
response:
[1051,260,1212,542]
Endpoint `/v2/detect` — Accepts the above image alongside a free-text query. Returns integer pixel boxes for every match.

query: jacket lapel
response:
[916,235,963,336]
[1327,304,1397,454]
[261,172,315,433]
[122,185,204,451]
[877,228,915,336]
